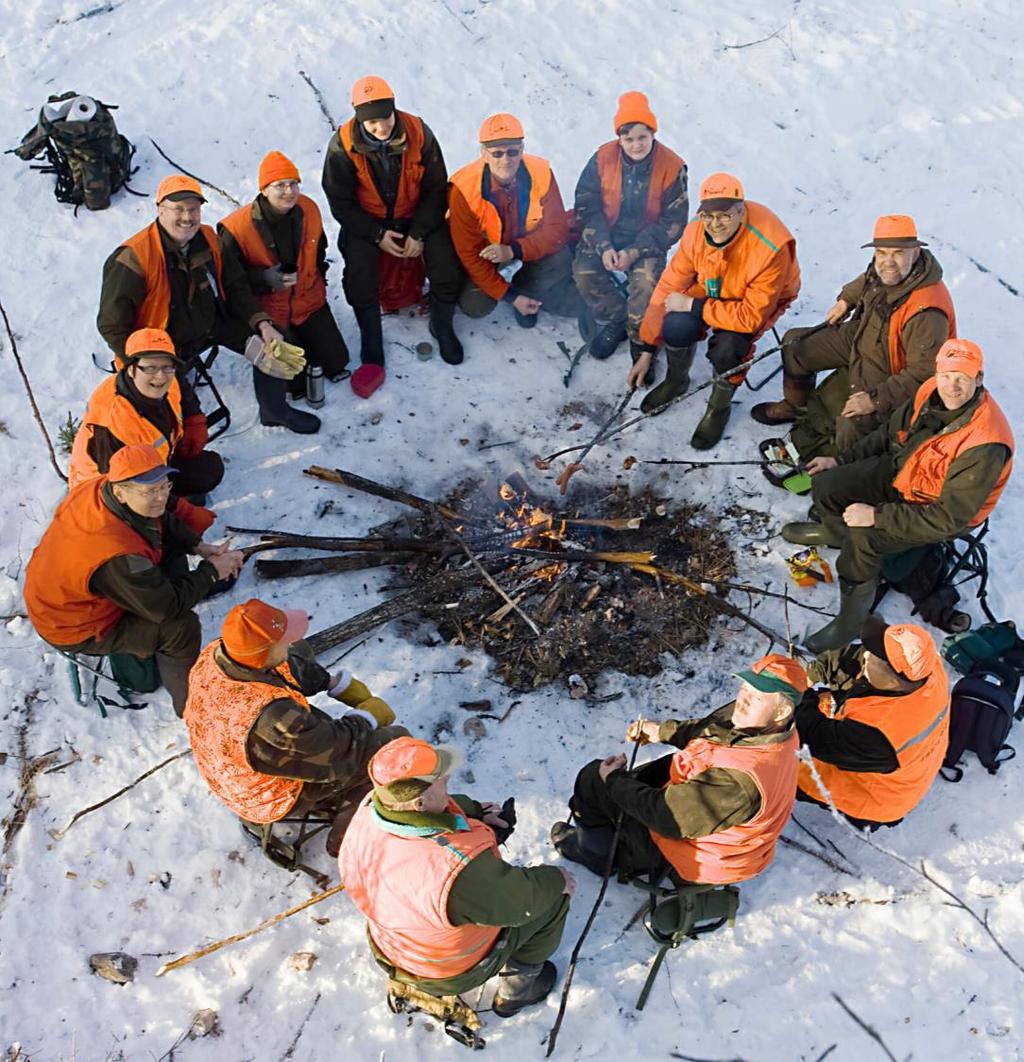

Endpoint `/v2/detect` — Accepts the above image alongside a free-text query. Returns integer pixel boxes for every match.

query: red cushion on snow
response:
[351,363,386,399]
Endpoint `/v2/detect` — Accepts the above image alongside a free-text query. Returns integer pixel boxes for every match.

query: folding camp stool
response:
[188,346,231,441]
[58,649,150,716]
[239,814,333,889]
[386,979,485,1050]
[942,519,996,623]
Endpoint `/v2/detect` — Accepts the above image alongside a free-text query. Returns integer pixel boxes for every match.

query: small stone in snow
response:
[89,952,138,985]
[189,1009,221,1038]
[288,951,317,972]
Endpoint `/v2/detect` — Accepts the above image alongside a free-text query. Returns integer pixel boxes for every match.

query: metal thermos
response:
[306,363,325,408]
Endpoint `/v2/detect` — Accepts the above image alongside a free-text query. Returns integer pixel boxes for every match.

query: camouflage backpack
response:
[11,91,139,211]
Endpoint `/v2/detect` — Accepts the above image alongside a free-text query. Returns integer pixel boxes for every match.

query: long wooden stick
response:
[303,466,465,521]
[156,883,346,976]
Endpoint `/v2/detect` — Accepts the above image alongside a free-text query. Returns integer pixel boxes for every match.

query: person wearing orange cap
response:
[784,339,1014,651]
[184,598,407,853]
[321,76,465,391]
[97,174,315,433]
[572,92,689,367]
[340,735,574,1016]
[633,173,800,449]
[218,151,350,429]
[553,654,804,886]
[752,215,956,460]
[69,327,223,531]
[448,113,580,328]
[795,616,950,829]
[24,444,243,715]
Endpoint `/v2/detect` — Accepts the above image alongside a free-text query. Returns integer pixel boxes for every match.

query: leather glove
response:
[262,264,289,292]
[335,676,372,706]
[243,335,306,380]
[176,413,208,458]
[491,797,517,844]
[358,696,395,727]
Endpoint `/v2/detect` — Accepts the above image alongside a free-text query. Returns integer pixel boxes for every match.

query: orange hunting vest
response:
[448,155,553,245]
[340,796,502,979]
[219,196,327,326]
[120,222,224,330]
[886,282,957,374]
[69,375,184,488]
[651,732,798,885]
[595,140,684,228]
[338,112,426,221]
[891,379,1014,527]
[183,643,309,824]
[24,479,162,646]
[797,661,950,822]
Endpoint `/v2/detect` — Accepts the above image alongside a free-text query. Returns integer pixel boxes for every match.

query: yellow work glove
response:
[358,696,396,727]
[244,335,306,380]
[338,676,372,707]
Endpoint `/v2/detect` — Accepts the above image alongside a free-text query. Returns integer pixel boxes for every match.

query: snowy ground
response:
[1,1,1023,1059]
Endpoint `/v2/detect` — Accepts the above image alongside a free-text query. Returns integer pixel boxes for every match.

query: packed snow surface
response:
[1,1,1022,1059]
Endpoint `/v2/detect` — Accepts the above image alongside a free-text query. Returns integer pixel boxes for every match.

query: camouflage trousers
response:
[572,247,663,343]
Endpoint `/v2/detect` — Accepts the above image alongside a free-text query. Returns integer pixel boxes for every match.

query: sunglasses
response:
[486,147,522,159]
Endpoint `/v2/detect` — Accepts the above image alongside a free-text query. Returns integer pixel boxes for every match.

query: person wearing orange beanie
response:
[572,92,689,371]
[218,150,350,434]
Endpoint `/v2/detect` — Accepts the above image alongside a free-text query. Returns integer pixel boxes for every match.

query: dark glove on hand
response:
[262,265,289,292]
[490,797,517,845]
[177,414,209,459]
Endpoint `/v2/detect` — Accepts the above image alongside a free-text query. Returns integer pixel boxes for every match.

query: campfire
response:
[229,467,751,692]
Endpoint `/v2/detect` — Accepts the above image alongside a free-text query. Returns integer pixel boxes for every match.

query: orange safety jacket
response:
[651,732,798,885]
[183,642,308,824]
[219,196,327,327]
[24,478,163,646]
[640,201,800,346]
[887,282,957,374]
[338,112,426,221]
[797,662,950,823]
[340,795,502,979]
[596,140,685,228]
[121,222,225,330]
[892,379,1014,527]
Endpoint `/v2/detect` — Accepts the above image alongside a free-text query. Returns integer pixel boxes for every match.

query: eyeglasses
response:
[160,204,202,219]
[267,180,300,192]
[697,207,740,224]
[123,479,173,498]
[133,363,177,376]
[486,148,522,159]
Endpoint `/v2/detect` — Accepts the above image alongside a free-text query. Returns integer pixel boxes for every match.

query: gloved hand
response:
[358,696,395,727]
[176,413,209,458]
[244,335,306,380]
[262,265,289,292]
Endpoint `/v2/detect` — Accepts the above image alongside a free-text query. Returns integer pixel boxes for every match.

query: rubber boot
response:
[804,579,877,653]
[253,368,321,434]
[428,298,464,365]
[781,521,843,547]
[691,379,737,450]
[750,372,815,426]
[353,304,385,366]
[550,820,615,877]
[589,320,628,360]
[492,959,558,1018]
[156,653,193,718]
[640,344,695,414]
[630,341,656,386]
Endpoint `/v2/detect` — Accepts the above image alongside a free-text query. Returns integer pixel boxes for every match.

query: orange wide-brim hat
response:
[861,214,927,249]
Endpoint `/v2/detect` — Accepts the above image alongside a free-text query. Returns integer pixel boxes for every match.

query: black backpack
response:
[941,659,1023,782]
[11,91,139,211]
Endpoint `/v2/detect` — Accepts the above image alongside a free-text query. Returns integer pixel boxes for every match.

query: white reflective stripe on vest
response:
[896,704,949,754]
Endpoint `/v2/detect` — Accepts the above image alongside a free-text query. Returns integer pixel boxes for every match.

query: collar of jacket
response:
[866,249,942,306]
[370,792,469,836]
[100,480,163,548]
[919,385,985,433]
[116,366,171,417]
[704,704,796,746]
[212,642,302,690]
[353,116,408,157]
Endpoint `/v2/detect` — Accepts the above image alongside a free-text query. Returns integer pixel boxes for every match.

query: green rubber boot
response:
[804,579,877,653]
[640,344,695,414]
[691,379,737,450]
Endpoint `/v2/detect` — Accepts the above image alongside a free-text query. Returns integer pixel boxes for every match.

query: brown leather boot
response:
[750,372,815,426]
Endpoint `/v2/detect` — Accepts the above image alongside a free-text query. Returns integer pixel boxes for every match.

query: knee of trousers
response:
[157,610,201,658]
[706,329,753,374]
[458,283,497,318]
[835,532,886,584]
[662,310,704,348]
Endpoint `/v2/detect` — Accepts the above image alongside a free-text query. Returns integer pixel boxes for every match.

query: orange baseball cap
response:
[699,172,744,213]
[352,76,395,121]
[221,598,309,669]
[479,112,524,144]
[107,443,175,485]
[125,327,177,359]
[155,174,206,205]
[735,653,808,702]
[369,736,457,805]
[861,616,938,681]
[258,151,300,189]
[614,91,657,134]
[861,214,927,249]
[935,338,984,378]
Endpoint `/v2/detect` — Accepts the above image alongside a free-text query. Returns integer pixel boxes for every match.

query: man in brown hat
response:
[752,215,956,459]
[448,113,581,327]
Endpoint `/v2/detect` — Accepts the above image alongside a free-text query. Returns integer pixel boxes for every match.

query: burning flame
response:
[498,481,568,550]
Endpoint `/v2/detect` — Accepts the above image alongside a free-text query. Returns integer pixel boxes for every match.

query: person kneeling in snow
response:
[184,598,407,856]
[553,654,804,887]
[24,444,242,716]
[340,737,575,1017]
[795,616,949,831]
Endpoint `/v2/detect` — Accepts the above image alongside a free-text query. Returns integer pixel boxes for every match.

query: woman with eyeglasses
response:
[70,327,222,535]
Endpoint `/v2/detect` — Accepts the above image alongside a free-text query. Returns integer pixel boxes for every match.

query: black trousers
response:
[169,450,224,496]
[286,303,350,378]
[339,226,464,308]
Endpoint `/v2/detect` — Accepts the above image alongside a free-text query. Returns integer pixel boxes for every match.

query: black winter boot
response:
[589,321,628,360]
[630,341,656,386]
[691,379,737,450]
[804,579,877,653]
[640,344,695,413]
[428,298,464,365]
[353,304,385,365]
[492,959,558,1018]
[550,820,615,877]
[781,522,843,547]
[253,368,321,434]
